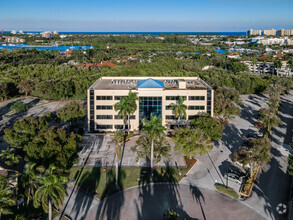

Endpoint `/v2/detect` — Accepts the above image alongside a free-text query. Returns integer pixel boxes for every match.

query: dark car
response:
[228,168,245,177]
[224,172,243,184]
[246,132,262,138]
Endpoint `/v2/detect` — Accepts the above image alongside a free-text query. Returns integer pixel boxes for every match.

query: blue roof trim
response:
[136,78,165,89]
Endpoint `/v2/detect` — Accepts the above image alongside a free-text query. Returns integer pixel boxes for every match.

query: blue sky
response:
[1,0,293,32]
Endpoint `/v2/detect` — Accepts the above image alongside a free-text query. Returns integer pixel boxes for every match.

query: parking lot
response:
[181,92,293,220]
[76,134,186,167]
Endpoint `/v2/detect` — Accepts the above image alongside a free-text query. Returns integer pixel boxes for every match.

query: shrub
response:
[10,101,28,112]
[215,183,239,199]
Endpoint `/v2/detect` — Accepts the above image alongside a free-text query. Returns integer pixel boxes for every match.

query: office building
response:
[247,29,262,36]
[87,77,214,132]
[263,29,276,36]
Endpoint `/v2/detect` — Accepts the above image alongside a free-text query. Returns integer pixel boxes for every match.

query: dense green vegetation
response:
[10,101,28,112]
[1,46,290,102]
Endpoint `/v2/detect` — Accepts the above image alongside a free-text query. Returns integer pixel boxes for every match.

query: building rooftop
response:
[90,77,208,90]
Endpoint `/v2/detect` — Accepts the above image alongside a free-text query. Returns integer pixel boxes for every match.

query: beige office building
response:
[87,77,214,132]
[247,29,262,36]
[263,29,276,36]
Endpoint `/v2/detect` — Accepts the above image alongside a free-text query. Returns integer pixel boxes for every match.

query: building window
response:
[96,124,113,129]
[189,96,205,101]
[114,125,123,129]
[188,115,199,120]
[96,115,113,120]
[166,115,186,120]
[96,96,113,100]
[166,96,187,101]
[114,96,127,100]
[188,106,205,110]
[115,115,136,120]
[165,105,173,110]
[166,115,175,120]
[96,105,113,110]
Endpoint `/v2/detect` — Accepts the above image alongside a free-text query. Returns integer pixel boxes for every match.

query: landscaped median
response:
[240,166,260,198]
[214,183,239,199]
[69,166,190,199]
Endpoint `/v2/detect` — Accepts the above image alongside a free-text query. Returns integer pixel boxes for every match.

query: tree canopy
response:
[56,101,86,122]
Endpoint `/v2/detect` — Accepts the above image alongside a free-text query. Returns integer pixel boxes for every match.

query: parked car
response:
[228,168,246,177]
[224,172,243,184]
[254,122,263,128]
[246,132,262,138]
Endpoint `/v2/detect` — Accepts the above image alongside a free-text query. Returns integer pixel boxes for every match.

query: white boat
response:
[2,44,6,46]
[8,44,16,46]
[90,45,93,49]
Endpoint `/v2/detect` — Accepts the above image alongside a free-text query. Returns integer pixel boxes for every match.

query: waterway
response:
[0,44,92,52]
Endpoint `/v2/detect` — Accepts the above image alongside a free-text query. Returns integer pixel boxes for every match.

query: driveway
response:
[181,92,293,220]
[83,183,264,220]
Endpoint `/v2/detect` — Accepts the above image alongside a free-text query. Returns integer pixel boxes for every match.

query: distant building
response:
[41,31,52,38]
[242,61,275,74]
[251,37,286,45]
[5,36,25,43]
[226,52,240,59]
[11,30,17,34]
[263,29,276,36]
[247,29,261,36]
[277,29,293,36]
[18,30,24,34]
[53,31,59,35]
[276,62,293,77]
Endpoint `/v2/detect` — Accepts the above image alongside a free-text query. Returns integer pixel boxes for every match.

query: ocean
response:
[3,31,246,36]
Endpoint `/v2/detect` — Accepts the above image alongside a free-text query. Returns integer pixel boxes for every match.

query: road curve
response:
[83,183,265,220]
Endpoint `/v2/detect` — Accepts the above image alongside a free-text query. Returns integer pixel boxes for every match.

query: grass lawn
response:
[69,166,189,199]
[215,183,239,199]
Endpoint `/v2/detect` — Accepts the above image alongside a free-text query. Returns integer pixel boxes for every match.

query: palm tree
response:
[142,114,166,179]
[258,108,282,136]
[114,130,124,188]
[173,127,213,159]
[169,96,187,127]
[125,90,139,133]
[0,148,21,166]
[34,166,67,220]
[22,163,37,206]
[114,97,131,134]
[0,176,16,219]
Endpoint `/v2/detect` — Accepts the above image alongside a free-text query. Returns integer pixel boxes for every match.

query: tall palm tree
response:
[142,114,166,179]
[0,176,16,219]
[125,90,139,133]
[22,162,37,206]
[114,97,131,134]
[258,108,282,136]
[169,96,187,127]
[114,130,124,188]
[34,166,67,220]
